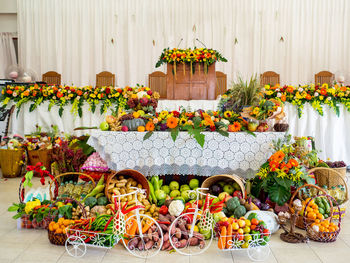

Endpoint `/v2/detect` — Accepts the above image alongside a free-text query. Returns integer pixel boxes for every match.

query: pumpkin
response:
[123,118,145,131]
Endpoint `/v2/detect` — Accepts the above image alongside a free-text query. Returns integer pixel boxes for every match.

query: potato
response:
[144,204,151,211]
[120,188,126,195]
[145,212,152,217]
[149,207,155,214]
[131,181,137,187]
[107,184,115,190]
[127,195,133,201]
[139,210,144,214]
[118,175,125,180]
[137,183,142,188]
[116,182,126,187]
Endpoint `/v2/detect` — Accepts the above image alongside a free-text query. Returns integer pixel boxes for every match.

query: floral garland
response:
[1,84,156,118]
[133,109,252,147]
[155,47,227,70]
[263,83,350,117]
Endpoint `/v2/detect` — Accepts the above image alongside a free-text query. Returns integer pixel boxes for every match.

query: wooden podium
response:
[166,63,216,100]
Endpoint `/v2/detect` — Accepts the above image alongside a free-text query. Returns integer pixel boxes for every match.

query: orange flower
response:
[320,89,327,96]
[286,86,294,93]
[145,121,155,132]
[57,92,63,98]
[231,122,242,132]
[289,159,299,167]
[270,150,285,163]
[305,94,312,100]
[204,117,214,127]
[281,94,286,102]
[269,161,279,172]
[281,166,289,173]
[76,90,83,96]
[166,116,178,129]
[340,86,347,92]
[6,89,13,94]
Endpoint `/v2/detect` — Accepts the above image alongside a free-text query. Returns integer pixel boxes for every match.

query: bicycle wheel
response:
[169,212,213,256]
[247,241,270,262]
[65,235,87,258]
[122,214,163,258]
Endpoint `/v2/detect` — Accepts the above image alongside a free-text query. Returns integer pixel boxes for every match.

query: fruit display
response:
[208,179,242,197]
[49,218,76,234]
[148,177,200,206]
[106,174,157,218]
[216,212,270,250]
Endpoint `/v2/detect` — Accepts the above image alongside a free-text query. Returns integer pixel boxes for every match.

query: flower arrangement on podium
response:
[1,84,158,118]
[263,83,350,117]
[155,47,227,76]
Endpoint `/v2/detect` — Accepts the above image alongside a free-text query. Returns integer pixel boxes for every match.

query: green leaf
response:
[274,177,293,189]
[29,103,36,112]
[78,106,82,118]
[217,129,229,137]
[23,171,34,188]
[100,104,105,115]
[143,131,153,140]
[91,103,96,113]
[267,184,291,206]
[59,106,64,117]
[13,214,23,219]
[194,132,205,148]
[8,204,19,212]
[171,127,179,142]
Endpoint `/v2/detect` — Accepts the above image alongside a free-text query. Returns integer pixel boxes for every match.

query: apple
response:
[170,190,181,198]
[180,184,190,192]
[121,126,128,132]
[223,184,234,195]
[100,121,109,131]
[218,192,230,201]
[189,179,199,189]
[248,121,259,132]
[169,181,179,190]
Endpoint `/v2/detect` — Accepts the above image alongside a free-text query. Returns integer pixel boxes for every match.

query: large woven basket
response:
[48,229,67,246]
[0,149,24,178]
[201,174,246,198]
[49,172,96,201]
[105,169,149,202]
[309,167,347,188]
[28,149,52,173]
[289,184,332,230]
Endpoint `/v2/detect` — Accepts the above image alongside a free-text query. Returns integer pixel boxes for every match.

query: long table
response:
[87,131,284,177]
[8,100,350,164]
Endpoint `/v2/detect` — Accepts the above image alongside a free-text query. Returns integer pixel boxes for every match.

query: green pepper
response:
[148,180,157,204]
[151,176,160,191]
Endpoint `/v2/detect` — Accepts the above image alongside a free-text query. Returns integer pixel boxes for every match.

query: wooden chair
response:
[215,71,227,98]
[96,71,115,87]
[315,71,334,85]
[42,71,61,85]
[260,71,280,86]
[0,105,15,138]
[148,71,167,98]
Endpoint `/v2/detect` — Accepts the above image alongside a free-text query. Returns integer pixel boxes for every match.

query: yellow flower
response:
[179,117,187,125]
[252,107,259,115]
[319,95,324,100]
[223,111,232,118]
[159,110,168,119]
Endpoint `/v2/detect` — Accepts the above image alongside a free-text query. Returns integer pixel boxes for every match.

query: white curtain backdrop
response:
[0,32,17,78]
[17,0,350,87]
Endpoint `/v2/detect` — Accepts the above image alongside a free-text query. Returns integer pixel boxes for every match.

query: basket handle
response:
[289,183,327,214]
[308,167,348,203]
[49,172,96,201]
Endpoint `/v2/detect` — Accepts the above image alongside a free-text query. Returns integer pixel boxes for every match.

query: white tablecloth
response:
[87,131,284,177]
[9,100,350,164]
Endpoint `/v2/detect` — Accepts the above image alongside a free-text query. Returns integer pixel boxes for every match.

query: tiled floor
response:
[1,175,350,263]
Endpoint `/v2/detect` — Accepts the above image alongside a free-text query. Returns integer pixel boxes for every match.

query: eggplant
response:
[210,184,222,196]
[260,203,270,210]
[252,198,262,209]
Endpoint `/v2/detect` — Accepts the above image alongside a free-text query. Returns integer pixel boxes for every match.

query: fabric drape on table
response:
[0,32,17,78]
[17,0,350,87]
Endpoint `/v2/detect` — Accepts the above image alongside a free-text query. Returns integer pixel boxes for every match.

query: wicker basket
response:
[303,194,341,242]
[48,229,67,246]
[201,174,246,198]
[20,215,33,229]
[309,167,347,189]
[49,172,96,201]
[28,149,52,173]
[105,169,149,202]
[0,149,24,178]
[289,184,332,230]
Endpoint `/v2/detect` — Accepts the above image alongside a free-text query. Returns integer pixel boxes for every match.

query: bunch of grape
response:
[325,161,346,168]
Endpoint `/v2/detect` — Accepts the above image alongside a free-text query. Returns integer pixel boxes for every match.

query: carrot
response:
[218,226,227,249]
[124,219,137,245]
[226,224,232,249]
[142,219,155,234]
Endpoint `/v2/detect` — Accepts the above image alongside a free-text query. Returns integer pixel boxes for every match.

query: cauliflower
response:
[312,225,319,232]
[168,200,185,217]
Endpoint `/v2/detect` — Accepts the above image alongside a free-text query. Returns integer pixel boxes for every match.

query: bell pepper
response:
[159,205,168,215]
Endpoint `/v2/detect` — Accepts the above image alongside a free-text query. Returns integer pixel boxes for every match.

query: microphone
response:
[177,38,183,48]
[196,38,207,48]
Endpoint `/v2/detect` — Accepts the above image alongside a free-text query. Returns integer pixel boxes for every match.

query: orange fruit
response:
[63,219,70,226]
[315,219,320,223]
[251,218,259,225]
[52,223,59,231]
[55,228,62,234]
[317,213,324,220]
[311,204,318,210]
[137,126,145,132]
[319,226,325,232]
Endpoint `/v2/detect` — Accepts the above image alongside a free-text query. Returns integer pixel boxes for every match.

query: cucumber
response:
[318,207,325,215]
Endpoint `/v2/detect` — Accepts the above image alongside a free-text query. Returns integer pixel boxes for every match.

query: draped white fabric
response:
[18,0,350,87]
[10,101,350,164]
[0,32,17,78]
